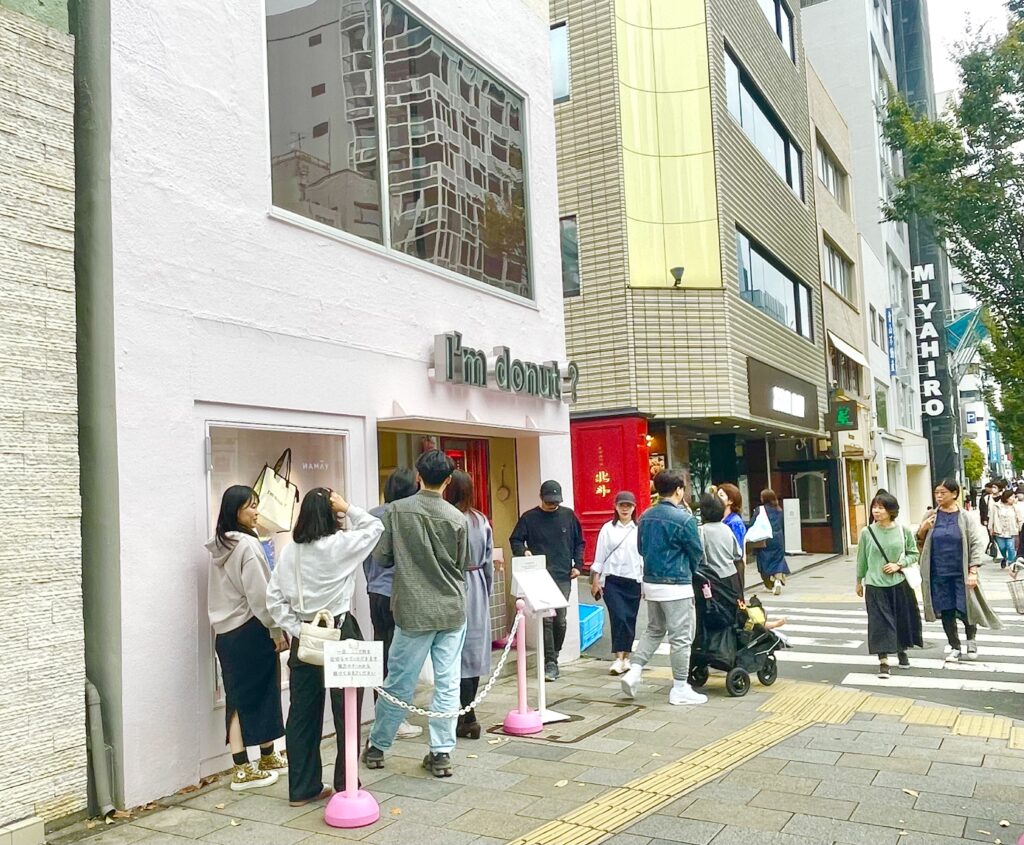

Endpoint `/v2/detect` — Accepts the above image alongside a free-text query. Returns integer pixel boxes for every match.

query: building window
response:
[815,141,846,206]
[550,23,571,103]
[736,229,813,339]
[830,345,861,395]
[823,238,853,301]
[308,32,322,47]
[795,472,829,521]
[758,0,796,61]
[869,306,878,344]
[725,50,803,199]
[560,215,580,297]
[311,83,326,97]
[878,311,886,348]
[266,0,532,299]
[875,382,889,431]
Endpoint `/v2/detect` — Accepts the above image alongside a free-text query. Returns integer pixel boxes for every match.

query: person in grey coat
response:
[445,470,494,739]
[917,477,1002,663]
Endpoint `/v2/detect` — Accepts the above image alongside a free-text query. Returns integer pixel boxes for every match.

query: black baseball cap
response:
[540,480,563,504]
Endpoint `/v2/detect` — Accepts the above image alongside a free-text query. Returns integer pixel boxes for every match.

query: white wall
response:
[108,0,568,806]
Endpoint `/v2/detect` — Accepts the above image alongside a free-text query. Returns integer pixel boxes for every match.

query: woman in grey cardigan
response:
[917,478,1001,663]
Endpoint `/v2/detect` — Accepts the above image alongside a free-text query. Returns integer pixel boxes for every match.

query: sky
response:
[928,0,1009,94]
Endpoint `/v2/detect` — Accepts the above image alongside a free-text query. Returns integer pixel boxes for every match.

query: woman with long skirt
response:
[590,491,643,675]
[207,485,289,791]
[445,471,494,739]
[855,491,923,679]
[752,489,790,595]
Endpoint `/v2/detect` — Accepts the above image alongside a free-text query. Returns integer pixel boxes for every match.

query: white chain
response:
[373,611,524,719]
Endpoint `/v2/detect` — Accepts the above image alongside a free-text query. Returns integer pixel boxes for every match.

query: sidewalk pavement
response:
[49,661,1024,845]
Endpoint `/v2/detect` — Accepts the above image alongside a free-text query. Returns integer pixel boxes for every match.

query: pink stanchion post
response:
[324,687,379,828]
[503,599,543,735]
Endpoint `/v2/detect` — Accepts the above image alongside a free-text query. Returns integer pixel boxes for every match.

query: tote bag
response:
[253,449,300,533]
[746,506,774,545]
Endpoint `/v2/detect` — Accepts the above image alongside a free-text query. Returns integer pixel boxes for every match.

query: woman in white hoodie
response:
[207,485,288,792]
[266,487,383,807]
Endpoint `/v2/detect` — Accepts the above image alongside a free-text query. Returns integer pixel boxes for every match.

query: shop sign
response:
[432,331,579,403]
[885,307,897,377]
[827,399,858,431]
[747,358,819,430]
[912,263,950,417]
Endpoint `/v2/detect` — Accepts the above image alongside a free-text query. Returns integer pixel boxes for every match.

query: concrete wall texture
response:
[0,3,86,827]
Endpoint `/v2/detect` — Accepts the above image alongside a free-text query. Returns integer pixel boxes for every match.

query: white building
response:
[77,0,572,809]
[802,0,931,518]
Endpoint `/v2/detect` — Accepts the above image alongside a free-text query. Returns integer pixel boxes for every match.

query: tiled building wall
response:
[0,3,87,827]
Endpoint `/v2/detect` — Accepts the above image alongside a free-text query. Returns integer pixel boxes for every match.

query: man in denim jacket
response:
[620,469,707,706]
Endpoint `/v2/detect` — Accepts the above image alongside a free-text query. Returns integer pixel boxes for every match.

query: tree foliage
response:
[881,4,1024,459]
[962,437,985,485]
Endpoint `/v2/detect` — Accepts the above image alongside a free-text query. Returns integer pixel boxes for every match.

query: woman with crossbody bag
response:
[266,488,383,807]
[590,491,643,675]
[855,492,923,679]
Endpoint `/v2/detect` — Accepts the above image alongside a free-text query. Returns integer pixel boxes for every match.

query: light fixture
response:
[750,428,757,432]
[732,424,740,429]
[670,266,685,288]
[713,420,722,425]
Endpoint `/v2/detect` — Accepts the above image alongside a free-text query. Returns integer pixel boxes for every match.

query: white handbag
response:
[253,449,300,534]
[293,547,340,666]
[746,506,774,545]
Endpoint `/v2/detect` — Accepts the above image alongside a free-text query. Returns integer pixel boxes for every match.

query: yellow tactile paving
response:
[1009,727,1024,750]
[952,713,1013,739]
[509,820,604,845]
[858,694,914,715]
[902,704,959,727]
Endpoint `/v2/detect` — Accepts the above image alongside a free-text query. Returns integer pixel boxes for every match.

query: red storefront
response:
[570,415,651,568]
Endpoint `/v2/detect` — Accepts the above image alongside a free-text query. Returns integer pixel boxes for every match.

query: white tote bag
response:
[253,448,300,533]
[746,506,774,545]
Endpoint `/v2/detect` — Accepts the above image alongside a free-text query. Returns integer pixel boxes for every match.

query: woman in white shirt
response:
[266,488,383,807]
[589,491,643,675]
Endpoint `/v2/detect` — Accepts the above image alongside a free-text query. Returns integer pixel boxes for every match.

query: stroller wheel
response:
[757,657,778,686]
[689,664,709,689]
[725,667,750,697]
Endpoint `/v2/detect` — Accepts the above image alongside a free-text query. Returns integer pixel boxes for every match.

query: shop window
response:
[794,471,829,522]
[265,1,533,298]
[550,22,571,103]
[560,215,580,297]
[875,382,890,431]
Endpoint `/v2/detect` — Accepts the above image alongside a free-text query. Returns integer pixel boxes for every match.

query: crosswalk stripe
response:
[841,672,1024,693]
[776,651,1024,674]
[785,636,863,649]
[777,609,1023,624]
[782,622,1024,645]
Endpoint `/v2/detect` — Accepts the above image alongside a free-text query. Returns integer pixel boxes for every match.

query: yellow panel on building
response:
[616,0,722,290]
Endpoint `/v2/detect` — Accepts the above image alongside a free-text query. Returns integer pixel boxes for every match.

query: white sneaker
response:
[965,641,978,660]
[620,665,642,699]
[669,681,708,706]
[772,580,783,596]
[945,649,961,664]
[396,720,423,739]
[609,658,625,675]
[621,658,632,674]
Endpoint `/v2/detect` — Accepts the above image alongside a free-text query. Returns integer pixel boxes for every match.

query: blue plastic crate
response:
[578,603,605,652]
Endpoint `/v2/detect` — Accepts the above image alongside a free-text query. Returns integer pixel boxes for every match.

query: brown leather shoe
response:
[288,786,333,807]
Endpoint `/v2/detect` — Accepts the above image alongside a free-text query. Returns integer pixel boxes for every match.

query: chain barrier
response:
[373,611,525,719]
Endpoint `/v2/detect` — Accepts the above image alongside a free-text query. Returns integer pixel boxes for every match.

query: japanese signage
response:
[826,399,858,431]
[431,331,579,403]
[912,264,950,418]
[885,307,897,378]
[323,640,384,689]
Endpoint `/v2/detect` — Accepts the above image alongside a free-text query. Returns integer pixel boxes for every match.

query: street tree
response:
[962,437,985,487]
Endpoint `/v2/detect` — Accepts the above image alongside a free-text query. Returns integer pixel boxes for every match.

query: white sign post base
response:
[511,556,571,725]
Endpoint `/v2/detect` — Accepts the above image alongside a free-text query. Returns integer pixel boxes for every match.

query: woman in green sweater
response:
[856,492,923,679]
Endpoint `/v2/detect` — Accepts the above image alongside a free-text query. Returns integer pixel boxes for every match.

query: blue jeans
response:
[369,623,467,753]
[995,536,1017,563]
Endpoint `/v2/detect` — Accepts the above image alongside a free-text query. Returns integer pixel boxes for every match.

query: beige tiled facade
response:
[556,0,827,435]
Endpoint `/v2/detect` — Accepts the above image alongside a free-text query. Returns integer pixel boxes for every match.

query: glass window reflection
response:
[560,216,580,297]
[550,23,571,103]
[735,229,813,340]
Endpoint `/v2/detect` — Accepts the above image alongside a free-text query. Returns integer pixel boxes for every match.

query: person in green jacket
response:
[855,492,923,679]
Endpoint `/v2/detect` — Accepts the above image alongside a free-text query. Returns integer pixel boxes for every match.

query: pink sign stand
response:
[503,600,543,735]
[324,687,379,828]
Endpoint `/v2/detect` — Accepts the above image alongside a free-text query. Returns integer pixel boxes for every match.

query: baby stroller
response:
[688,570,788,697]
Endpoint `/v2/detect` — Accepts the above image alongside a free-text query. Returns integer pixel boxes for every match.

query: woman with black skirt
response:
[855,492,923,679]
[207,485,288,791]
[266,488,383,807]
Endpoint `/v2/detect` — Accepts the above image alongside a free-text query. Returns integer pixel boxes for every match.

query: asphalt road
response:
[580,553,1024,719]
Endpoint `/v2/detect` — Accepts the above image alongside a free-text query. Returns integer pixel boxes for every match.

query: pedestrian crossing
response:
[765,597,1024,696]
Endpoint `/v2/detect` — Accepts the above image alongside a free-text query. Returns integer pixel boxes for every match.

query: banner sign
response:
[885,307,897,378]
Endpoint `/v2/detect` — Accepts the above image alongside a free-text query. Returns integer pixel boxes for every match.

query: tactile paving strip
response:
[952,713,1013,739]
[902,704,959,727]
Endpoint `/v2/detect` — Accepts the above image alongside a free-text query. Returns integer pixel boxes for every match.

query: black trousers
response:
[542,580,572,665]
[460,677,480,724]
[285,617,364,803]
[603,575,642,653]
[368,592,395,701]
[940,609,977,650]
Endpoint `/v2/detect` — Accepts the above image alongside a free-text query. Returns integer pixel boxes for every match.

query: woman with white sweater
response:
[207,485,289,791]
[267,488,383,807]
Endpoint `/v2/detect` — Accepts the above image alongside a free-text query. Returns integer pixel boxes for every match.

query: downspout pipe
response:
[85,682,114,818]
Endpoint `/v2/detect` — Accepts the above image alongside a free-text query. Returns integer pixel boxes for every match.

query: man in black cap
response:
[509,480,585,680]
